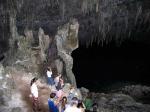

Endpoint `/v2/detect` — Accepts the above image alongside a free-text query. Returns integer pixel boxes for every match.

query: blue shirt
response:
[48,99,58,112]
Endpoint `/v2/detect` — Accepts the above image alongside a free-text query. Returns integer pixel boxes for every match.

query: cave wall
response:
[0,1,150,111]
[1,0,150,54]
[14,0,150,45]
[0,0,150,84]
[0,1,10,56]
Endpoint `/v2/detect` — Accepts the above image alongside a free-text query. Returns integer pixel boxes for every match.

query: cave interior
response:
[72,39,150,92]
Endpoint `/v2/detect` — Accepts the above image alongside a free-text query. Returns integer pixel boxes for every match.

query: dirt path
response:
[11,70,51,112]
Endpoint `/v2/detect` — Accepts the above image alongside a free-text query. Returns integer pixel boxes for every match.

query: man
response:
[48,93,59,112]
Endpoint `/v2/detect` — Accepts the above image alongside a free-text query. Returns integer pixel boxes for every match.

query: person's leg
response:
[33,97,41,112]
[47,77,51,85]
[32,97,36,112]
[50,77,54,86]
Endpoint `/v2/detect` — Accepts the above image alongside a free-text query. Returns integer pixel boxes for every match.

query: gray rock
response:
[121,85,150,103]
[80,87,89,93]
[54,19,79,87]
[11,107,22,112]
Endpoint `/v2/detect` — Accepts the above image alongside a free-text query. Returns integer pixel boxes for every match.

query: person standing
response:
[47,67,54,86]
[59,96,68,112]
[30,77,41,112]
[48,93,59,112]
[54,73,64,90]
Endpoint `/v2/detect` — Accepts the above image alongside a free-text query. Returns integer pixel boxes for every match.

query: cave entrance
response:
[72,40,150,92]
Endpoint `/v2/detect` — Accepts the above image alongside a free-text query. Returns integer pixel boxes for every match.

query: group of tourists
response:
[30,66,98,112]
[48,92,85,112]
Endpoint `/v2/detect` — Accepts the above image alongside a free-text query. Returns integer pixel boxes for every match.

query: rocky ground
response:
[80,85,150,112]
[1,63,150,112]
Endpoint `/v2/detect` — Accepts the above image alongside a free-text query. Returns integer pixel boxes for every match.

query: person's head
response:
[61,96,67,108]
[50,92,56,99]
[30,77,38,86]
[47,67,51,71]
[62,96,67,103]
[71,97,78,106]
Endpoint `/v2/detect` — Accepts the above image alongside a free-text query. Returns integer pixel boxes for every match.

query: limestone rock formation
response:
[54,19,79,87]
[3,27,50,75]
[1,0,150,56]
[0,0,150,111]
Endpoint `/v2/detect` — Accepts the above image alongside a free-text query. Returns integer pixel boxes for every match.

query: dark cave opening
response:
[72,40,150,92]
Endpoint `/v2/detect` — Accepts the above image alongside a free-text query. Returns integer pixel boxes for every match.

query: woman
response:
[30,77,41,112]
[59,96,68,112]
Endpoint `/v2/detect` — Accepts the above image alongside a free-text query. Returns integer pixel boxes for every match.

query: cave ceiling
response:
[0,0,150,51]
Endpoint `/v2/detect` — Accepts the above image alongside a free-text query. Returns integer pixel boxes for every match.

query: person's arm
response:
[37,80,48,88]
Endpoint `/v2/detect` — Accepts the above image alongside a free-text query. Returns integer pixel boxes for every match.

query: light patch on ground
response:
[11,70,51,112]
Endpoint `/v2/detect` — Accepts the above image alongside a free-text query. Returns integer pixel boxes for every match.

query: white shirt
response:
[31,83,38,98]
[64,106,81,112]
[54,75,60,86]
[47,70,52,77]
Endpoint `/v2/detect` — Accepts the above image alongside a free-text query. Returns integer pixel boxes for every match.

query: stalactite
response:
[135,6,142,26]
[1,0,150,49]
[90,35,94,46]
[81,0,87,14]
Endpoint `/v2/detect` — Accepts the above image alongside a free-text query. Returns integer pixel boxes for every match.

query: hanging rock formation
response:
[1,0,150,60]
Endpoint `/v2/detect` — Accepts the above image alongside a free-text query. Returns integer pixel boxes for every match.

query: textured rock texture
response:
[54,19,79,87]
[0,0,150,78]
[1,0,150,56]
[80,86,150,112]
[0,1,150,111]
[0,64,28,112]
[121,85,150,103]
